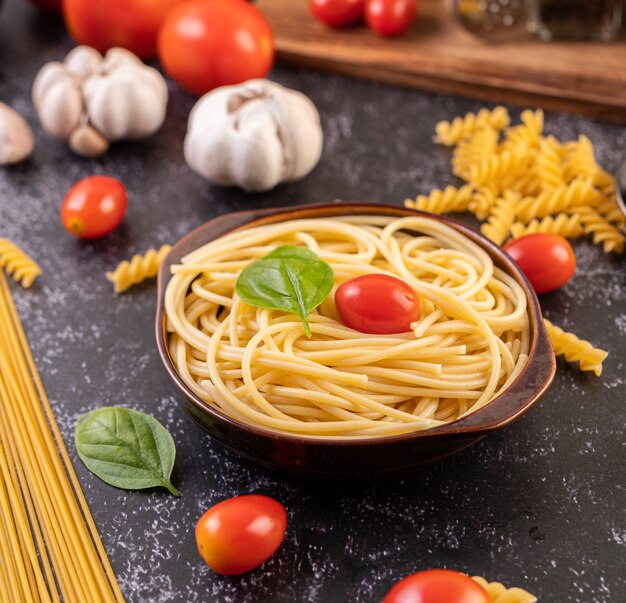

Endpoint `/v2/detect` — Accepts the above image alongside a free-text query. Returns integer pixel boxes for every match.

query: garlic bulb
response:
[32,46,168,157]
[0,102,34,165]
[184,79,323,192]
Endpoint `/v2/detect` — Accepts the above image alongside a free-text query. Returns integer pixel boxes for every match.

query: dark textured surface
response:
[1,2,625,602]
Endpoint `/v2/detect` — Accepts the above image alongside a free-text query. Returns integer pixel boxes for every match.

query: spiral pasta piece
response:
[468,184,499,220]
[510,213,583,239]
[106,244,171,293]
[537,137,566,191]
[515,177,601,223]
[452,127,499,179]
[434,106,510,146]
[544,319,608,376]
[405,185,473,214]
[480,191,518,245]
[563,135,598,182]
[571,207,625,253]
[469,149,531,188]
[472,576,537,603]
[500,109,544,153]
[595,194,626,229]
[0,239,42,288]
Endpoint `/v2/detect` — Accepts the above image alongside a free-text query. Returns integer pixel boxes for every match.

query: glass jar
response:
[527,0,623,42]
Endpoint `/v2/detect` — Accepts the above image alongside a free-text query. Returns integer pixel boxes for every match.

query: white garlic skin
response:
[32,45,168,157]
[184,79,323,192]
[0,102,34,165]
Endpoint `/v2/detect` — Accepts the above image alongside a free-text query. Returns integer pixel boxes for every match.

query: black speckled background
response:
[1,1,625,601]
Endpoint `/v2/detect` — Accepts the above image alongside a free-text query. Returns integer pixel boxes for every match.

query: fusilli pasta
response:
[571,206,625,254]
[0,239,41,288]
[106,244,171,293]
[544,319,608,377]
[480,191,518,245]
[515,177,601,223]
[537,137,566,191]
[472,576,537,603]
[510,213,583,239]
[434,106,510,146]
[405,185,473,214]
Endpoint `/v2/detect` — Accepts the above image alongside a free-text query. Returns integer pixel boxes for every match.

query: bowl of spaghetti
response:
[156,203,555,477]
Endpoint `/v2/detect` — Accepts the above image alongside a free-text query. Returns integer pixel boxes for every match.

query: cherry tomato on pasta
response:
[335,274,420,334]
[158,0,274,96]
[383,569,491,603]
[310,0,365,27]
[61,176,127,239]
[364,0,418,36]
[195,495,287,575]
[503,233,576,294]
[63,0,182,58]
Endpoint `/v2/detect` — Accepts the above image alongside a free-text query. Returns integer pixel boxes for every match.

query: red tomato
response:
[61,176,127,240]
[310,0,365,27]
[63,0,182,58]
[383,569,491,603]
[503,233,576,294]
[335,274,420,334]
[365,0,418,36]
[158,0,275,97]
[195,495,287,575]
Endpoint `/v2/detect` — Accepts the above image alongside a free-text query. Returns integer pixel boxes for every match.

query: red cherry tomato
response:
[365,0,417,36]
[310,0,365,27]
[61,176,127,240]
[503,233,576,294]
[365,0,418,36]
[335,274,420,334]
[383,569,491,603]
[158,0,275,97]
[195,495,287,576]
[63,0,183,58]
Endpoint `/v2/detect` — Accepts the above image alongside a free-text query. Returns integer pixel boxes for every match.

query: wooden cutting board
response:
[257,0,626,121]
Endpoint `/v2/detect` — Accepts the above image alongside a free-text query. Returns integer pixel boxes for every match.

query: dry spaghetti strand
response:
[0,268,124,603]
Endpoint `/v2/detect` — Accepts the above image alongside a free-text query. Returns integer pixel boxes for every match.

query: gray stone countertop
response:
[0,1,625,601]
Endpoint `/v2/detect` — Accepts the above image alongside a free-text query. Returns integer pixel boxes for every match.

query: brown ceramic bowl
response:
[155,203,555,478]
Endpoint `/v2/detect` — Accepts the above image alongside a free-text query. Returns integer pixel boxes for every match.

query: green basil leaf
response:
[75,407,179,497]
[235,245,334,337]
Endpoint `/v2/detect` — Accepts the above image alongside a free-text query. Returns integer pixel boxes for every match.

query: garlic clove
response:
[69,123,109,157]
[83,63,167,140]
[0,102,34,165]
[32,62,73,109]
[64,46,103,79]
[101,47,144,72]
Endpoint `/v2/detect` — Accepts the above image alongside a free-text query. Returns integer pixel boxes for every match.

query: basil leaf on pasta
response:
[235,245,334,337]
[75,407,179,497]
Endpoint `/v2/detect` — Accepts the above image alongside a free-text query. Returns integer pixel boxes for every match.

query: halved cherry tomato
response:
[383,569,491,603]
[335,274,420,334]
[503,233,576,294]
[158,0,274,96]
[195,495,287,576]
[61,176,127,239]
[365,0,418,36]
[63,0,182,58]
[310,0,365,27]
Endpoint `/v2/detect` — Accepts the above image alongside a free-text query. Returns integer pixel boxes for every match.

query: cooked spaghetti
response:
[165,216,530,439]
[0,269,123,602]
